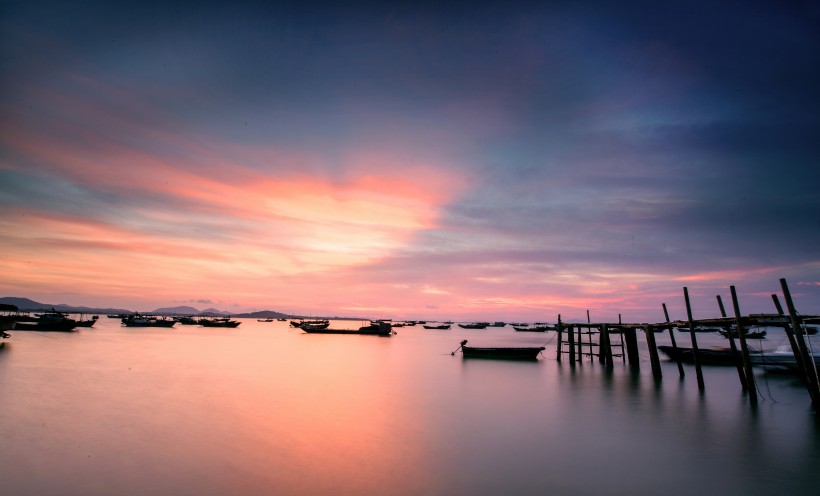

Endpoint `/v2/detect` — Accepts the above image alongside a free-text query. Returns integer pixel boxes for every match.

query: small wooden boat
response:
[718,328,766,339]
[513,325,555,332]
[122,314,176,327]
[257,318,274,322]
[676,326,720,333]
[200,318,241,328]
[423,324,451,330]
[301,321,395,336]
[452,340,544,360]
[291,319,330,329]
[75,315,99,327]
[487,322,506,327]
[458,322,489,329]
[658,345,752,365]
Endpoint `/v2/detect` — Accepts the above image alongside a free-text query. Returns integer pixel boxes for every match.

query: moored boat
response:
[13,308,78,332]
[301,321,395,336]
[200,317,241,328]
[423,324,451,330]
[452,340,544,360]
[718,328,767,339]
[122,313,176,327]
[458,322,489,329]
[291,319,330,329]
[75,315,99,327]
[513,325,555,332]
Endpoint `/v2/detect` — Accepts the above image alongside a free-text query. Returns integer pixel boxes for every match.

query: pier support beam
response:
[684,287,705,391]
[717,294,748,392]
[730,286,757,405]
[663,303,684,379]
[780,279,820,409]
[624,327,640,370]
[644,325,662,381]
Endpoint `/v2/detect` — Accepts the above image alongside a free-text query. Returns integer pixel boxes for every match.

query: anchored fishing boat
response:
[13,308,78,332]
[458,322,489,329]
[301,321,395,336]
[423,324,451,330]
[452,340,544,360]
[514,325,555,332]
[121,313,176,327]
[200,317,241,328]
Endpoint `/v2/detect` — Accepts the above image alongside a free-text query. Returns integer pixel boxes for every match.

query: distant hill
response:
[0,296,131,315]
[0,296,290,318]
[232,310,291,319]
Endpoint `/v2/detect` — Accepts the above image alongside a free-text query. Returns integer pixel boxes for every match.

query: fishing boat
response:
[660,344,820,373]
[121,313,176,327]
[13,308,78,332]
[176,316,200,325]
[718,328,767,339]
[658,345,743,365]
[423,324,451,330]
[200,317,241,328]
[301,321,395,336]
[487,322,506,327]
[257,318,274,322]
[452,340,544,360]
[513,325,555,332]
[75,315,99,327]
[458,322,489,329]
[291,319,330,329]
[676,326,720,333]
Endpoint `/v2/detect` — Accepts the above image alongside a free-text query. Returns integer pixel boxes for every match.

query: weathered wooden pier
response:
[554,278,820,409]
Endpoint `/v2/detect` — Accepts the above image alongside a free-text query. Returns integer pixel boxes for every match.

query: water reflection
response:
[0,320,818,495]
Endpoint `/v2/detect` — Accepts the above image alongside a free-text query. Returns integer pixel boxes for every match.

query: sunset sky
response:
[2,1,818,321]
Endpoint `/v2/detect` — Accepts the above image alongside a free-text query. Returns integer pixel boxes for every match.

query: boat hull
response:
[302,322,394,336]
[13,320,78,332]
[461,346,545,360]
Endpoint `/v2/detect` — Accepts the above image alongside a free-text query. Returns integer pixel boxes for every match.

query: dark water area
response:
[1,319,819,495]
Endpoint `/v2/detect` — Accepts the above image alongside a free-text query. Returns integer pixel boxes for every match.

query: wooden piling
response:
[729,286,757,405]
[624,327,640,369]
[683,287,705,391]
[771,294,808,386]
[716,294,747,391]
[662,303,684,378]
[600,324,613,367]
[644,325,662,380]
[568,324,576,364]
[556,314,563,362]
[780,279,820,408]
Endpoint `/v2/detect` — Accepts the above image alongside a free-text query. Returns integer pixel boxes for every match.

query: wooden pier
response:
[554,279,820,409]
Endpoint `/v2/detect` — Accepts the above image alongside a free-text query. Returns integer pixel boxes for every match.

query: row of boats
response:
[0,307,243,331]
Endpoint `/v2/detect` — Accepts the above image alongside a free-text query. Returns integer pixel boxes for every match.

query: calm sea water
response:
[1,318,819,495]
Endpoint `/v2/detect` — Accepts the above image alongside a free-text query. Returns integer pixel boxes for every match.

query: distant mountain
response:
[0,296,131,315]
[1,296,288,319]
[200,307,230,315]
[232,310,291,319]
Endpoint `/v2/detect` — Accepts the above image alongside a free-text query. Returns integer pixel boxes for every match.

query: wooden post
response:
[717,294,747,391]
[662,303,684,378]
[780,279,820,408]
[684,287,705,391]
[556,314,563,362]
[624,327,639,369]
[600,325,613,367]
[644,325,662,380]
[729,286,757,405]
[578,326,585,363]
[771,294,808,385]
[568,324,576,364]
[597,325,605,364]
